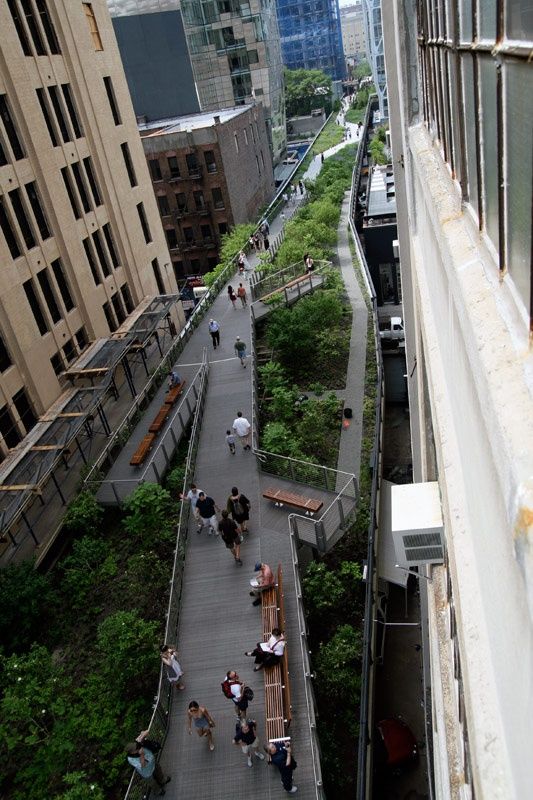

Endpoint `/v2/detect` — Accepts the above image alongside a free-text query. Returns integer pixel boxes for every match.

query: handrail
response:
[124,350,210,800]
[250,259,332,302]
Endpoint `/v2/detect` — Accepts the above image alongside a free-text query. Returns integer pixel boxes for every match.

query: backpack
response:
[233,499,244,516]
[243,686,254,702]
[221,679,235,699]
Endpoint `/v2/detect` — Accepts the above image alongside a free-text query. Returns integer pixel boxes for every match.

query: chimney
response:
[214,115,221,125]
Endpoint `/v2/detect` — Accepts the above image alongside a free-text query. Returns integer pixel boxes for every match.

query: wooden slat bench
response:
[261,564,291,743]
[164,380,186,406]
[148,404,171,433]
[129,433,155,466]
[260,273,310,303]
[263,487,323,516]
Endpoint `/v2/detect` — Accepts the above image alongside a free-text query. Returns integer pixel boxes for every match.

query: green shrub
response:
[315,623,362,706]
[60,537,117,613]
[52,773,105,800]
[165,464,186,497]
[123,483,175,540]
[96,610,159,695]
[62,491,103,536]
[258,361,287,395]
[0,562,57,653]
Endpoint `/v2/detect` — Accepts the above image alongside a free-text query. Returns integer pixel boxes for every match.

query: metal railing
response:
[249,259,332,302]
[124,350,210,800]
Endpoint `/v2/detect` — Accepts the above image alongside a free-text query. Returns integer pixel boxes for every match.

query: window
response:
[175,192,187,212]
[193,190,205,211]
[102,301,117,332]
[36,88,58,146]
[0,334,12,373]
[207,256,218,269]
[243,128,248,145]
[62,338,76,364]
[51,258,74,311]
[37,267,61,323]
[0,404,21,449]
[172,260,184,281]
[92,230,111,277]
[25,181,51,240]
[20,0,45,55]
[247,49,259,64]
[0,95,25,160]
[157,195,170,216]
[83,157,102,206]
[47,85,71,143]
[50,352,63,376]
[212,187,225,209]
[103,76,121,124]
[83,237,100,284]
[71,162,91,213]
[61,167,81,219]
[23,278,48,335]
[167,156,180,179]
[0,196,22,258]
[8,188,36,249]
[204,150,217,174]
[250,122,256,143]
[111,292,126,324]
[121,142,137,187]
[201,224,212,241]
[102,223,119,268]
[7,0,31,55]
[183,226,194,244]
[137,202,152,243]
[218,221,228,235]
[234,132,239,153]
[12,388,37,432]
[121,283,134,314]
[61,84,82,138]
[84,2,103,51]
[36,0,61,54]
[0,138,7,167]
[166,228,178,249]
[186,153,200,176]
[75,327,88,351]
[149,158,162,181]
[152,258,165,294]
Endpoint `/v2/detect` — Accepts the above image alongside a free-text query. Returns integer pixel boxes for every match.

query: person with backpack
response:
[233,718,265,768]
[221,670,253,719]
[126,731,170,796]
[227,486,250,533]
[218,509,243,565]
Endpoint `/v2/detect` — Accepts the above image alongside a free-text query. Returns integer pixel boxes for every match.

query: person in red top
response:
[250,562,274,606]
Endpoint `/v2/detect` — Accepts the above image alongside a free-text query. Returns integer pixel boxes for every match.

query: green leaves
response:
[284,68,332,117]
[123,482,175,540]
[62,491,103,536]
[0,561,57,653]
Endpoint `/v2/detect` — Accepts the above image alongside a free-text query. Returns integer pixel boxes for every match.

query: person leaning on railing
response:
[126,730,171,796]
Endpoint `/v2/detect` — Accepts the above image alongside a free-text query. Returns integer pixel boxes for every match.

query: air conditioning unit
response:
[391,482,444,566]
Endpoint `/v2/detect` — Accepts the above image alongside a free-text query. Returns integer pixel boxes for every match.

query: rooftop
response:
[139,106,249,137]
[366,164,396,220]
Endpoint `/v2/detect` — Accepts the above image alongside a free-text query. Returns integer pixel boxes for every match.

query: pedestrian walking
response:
[208,318,220,349]
[227,486,251,532]
[234,336,247,367]
[245,628,286,670]
[263,235,270,250]
[282,192,289,205]
[281,211,286,222]
[179,484,204,527]
[321,152,325,164]
[260,220,269,237]
[232,411,251,449]
[228,284,237,309]
[248,235,255,250]
[305,255,315,273]
[160,644,185,689]
[195,491,220,535]
[221,670,251,719]
[187,702,215,751]
[218,509,242,565]
[239,250,251,273]
[250,561,275,605]
[225,429,236,455]
[298,180,304,195]
[265,740,297,793]
[253,233,261,251]
[126,732,171,796]
[237,283,247,307]
[233,719,265,768]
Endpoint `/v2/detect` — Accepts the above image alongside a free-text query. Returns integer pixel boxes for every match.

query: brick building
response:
[140,105,274,280]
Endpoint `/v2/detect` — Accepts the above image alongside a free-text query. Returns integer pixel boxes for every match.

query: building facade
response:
[0,0,177,453]
[180,0,286,165]
[276,0,345,81]
[383,1,533,798]
[140,105,274,279]
[362,0,388,118]
[340,1,366,68]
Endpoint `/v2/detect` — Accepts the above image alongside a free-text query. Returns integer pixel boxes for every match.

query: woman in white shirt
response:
[245,628,286,671]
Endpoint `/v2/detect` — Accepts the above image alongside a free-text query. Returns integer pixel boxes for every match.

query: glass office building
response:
[276,0,345,81]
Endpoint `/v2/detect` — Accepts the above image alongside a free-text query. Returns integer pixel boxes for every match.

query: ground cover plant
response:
[0,444,188,800]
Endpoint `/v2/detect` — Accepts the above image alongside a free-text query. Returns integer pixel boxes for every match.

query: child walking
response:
[226,429,236,455]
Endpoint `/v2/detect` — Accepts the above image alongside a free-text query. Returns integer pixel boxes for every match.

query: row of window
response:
[61,157,102,221]
[0,387,37,454]
[0,181,50,259]
[102,283,135,333]
[156,187,226,218]
[165,223,217,251]
[171,255,220,280]
[82,224,120,286]
[148,151,212,183]
[22,260,74,336]
[7,0,60,58]
[50,326,89,376]
[37,83,83,146]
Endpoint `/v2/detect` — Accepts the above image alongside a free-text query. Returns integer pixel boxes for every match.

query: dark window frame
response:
[37,267,61,324]
[51,258,75,311]
[25,181,51,240]
[8,187,36,250]
[120,142,137,187]
[103,76,121,125]
[23,278,48,335]
[137,202,152,244]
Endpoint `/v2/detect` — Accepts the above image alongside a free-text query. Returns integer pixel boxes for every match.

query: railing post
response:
[315,520,327,554]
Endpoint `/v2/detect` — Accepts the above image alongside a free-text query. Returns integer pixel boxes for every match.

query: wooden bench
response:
[263,487,323,516]
[260,273,312,303]
[148,404,171,433]
[130,433,156,466]
[261,564,291,743]
[164,380,186,406]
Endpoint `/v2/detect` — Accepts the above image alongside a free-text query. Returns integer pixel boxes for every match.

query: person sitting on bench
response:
[245,628,286,671]
[249,562,275,606]
[168,370,181,389]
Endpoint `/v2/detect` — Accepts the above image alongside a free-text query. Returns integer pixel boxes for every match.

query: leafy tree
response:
[369,134,388,165]
[203,223,255,287]
[52,773,105,800]
[302,561,345,612]
[258,361,287,395]
[315,624,362,706]
[284,68,332,117]
[123,483,175,540]
[295,394,340,464]
[62,491,103,536]
[165,464,186,497]
[0,561,57,653]
[354,60,372,80]
[262,422,301,458]
[96,610,159,696]
[60,537,118,613]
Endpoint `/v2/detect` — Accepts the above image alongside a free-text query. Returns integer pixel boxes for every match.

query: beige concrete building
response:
[0,0,178,457]
[340,1,366,67]
[383,1,533,798]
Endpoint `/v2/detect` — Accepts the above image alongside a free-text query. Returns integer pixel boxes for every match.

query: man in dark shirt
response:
[195,492,219,535]
[233,719,265,767]
[218,509,242,564]
[266,740,297,793]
